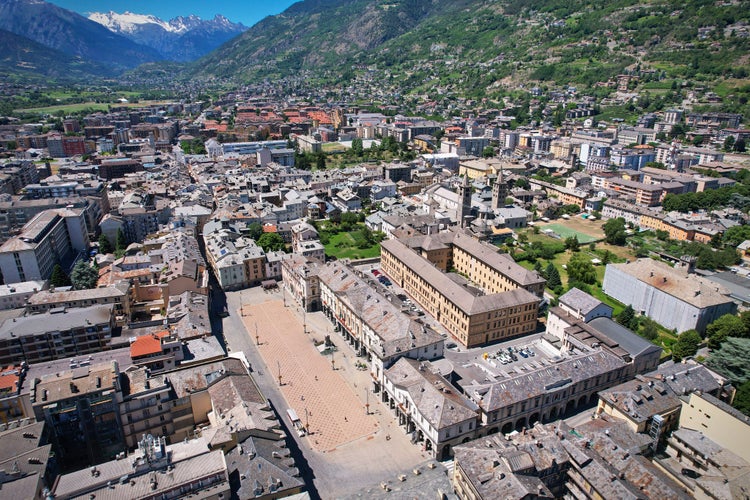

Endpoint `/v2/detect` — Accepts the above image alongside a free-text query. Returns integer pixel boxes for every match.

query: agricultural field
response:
[16,98,172,115]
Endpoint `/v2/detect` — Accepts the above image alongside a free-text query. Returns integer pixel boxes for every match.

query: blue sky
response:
[47,0,298,27]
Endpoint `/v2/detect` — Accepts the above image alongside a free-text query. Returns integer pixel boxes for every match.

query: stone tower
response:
[491,166,508,209]
[458,175,472,227]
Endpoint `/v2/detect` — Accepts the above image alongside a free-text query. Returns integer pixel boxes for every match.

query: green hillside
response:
[0,29,112,83]
[188,0,750,100]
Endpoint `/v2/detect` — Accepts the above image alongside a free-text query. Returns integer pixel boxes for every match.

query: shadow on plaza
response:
[207,272,227,348]
[267,398,321,500]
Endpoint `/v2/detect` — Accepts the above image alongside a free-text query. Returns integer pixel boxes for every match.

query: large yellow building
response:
[381,231,544,348]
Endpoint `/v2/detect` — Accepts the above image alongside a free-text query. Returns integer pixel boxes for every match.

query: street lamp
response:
[277,360,283,386]
[305,407,309,433]
[331,351,335,371]
[255,323,259,346]
[365,388,370,415]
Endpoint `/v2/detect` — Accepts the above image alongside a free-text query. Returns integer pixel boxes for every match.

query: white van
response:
[286,408,306,437]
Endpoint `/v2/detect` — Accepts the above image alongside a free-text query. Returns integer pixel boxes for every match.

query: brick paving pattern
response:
[240,300,379,453]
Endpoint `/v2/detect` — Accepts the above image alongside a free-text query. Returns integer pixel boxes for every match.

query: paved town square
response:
[227,287,445,498]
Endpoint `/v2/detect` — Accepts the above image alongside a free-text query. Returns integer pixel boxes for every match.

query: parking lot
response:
[444,334,558,385]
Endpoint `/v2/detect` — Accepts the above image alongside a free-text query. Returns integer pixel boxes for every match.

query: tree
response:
[534,260,545,278]
[248,222,263,241]
[603,217,627,245]
[295,152,311,169]
[564,236,580,252]
[70,260,99,290]
[339,214,357,232]
[617,305,636,330]
[654,229,669,241]
[98,234,113,254]
[50,264,71,287]
[672,329,702,361]
[115,228,127,253]
[732,380,750,417]
[545,262,562,289]
[723,225,750,247]
[710,232,724,249]
[567,282,592,294]
[706,314,747,350]
[706,337,750,384]
[735,138,747,153]
[482,146,495,158]
[724,135,736,152]
[257,232,285,252]
[351,138,364,156]
[360,226,375,246]
[566,253,597,285]
[640,319,659,341]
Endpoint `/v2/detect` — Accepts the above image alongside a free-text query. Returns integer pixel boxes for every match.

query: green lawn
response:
[543,223,599,244]
[518,246,625,311]
[324,229,381,260]
[321,142,348,153]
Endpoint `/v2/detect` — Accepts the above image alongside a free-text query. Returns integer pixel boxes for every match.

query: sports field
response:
[542,223,599,243]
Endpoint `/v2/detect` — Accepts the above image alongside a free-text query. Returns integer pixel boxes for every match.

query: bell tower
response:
[458,175,472,227]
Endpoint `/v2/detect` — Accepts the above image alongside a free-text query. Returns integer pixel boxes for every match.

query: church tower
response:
[457,175,472,227]
[491,166,508,209]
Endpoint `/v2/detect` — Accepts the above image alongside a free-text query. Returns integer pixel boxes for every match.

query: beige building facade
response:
[380,231,543,348]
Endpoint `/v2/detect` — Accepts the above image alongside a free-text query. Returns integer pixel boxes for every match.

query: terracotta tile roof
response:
[0,366,20,392]
[203,120,228,132]
[130,330,170,359]
[307,110,332,124]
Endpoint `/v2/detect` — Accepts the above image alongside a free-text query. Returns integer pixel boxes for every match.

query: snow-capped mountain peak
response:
[88,11,189,34]
[86,10,247,62]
